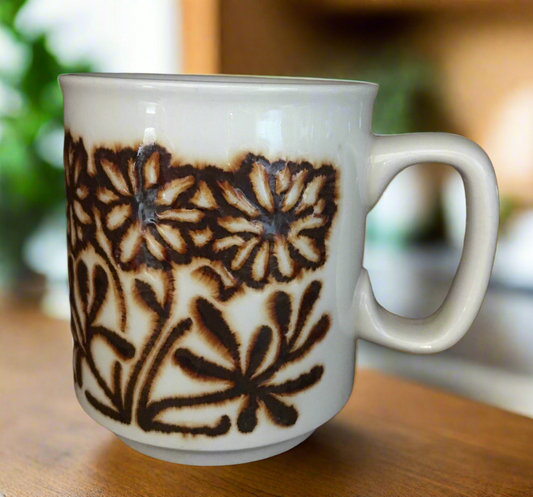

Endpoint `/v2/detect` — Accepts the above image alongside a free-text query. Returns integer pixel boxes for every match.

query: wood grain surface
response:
[1,304,532,496]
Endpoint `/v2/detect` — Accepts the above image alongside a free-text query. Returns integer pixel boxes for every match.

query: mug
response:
[59,74,499,466]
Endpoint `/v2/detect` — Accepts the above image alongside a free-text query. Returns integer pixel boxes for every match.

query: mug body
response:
[60,74,377,465]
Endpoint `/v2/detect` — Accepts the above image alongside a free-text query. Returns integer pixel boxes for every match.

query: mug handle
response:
[356,133,499,353]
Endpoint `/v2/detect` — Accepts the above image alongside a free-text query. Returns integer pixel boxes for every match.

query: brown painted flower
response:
[64,133,92,255]
[93,143,217,269]
[212,155,337,286]
[166,280,330,434]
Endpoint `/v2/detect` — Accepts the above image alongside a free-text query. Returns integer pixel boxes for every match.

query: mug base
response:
[116,430,314,466]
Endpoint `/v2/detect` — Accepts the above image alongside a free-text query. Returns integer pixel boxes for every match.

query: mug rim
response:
[59,72,379,91]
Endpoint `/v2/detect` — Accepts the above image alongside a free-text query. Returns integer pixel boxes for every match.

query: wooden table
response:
[1,305,532,497]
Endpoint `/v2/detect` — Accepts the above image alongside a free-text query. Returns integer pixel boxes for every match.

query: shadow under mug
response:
[59,74,499,466]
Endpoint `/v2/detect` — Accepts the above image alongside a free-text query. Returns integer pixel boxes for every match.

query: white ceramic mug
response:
[59,74,499,466]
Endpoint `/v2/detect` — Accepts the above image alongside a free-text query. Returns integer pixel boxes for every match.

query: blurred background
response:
[1,0,532,416]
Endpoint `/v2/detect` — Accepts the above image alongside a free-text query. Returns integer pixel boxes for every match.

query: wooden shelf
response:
[301,0,526,12]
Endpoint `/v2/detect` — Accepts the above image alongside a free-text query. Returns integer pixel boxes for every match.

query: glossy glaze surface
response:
[60,74,498,464]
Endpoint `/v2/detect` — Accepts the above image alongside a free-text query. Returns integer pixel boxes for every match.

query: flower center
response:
[135,188,158,227]
[259,208,296,239]
[235,375,258,394]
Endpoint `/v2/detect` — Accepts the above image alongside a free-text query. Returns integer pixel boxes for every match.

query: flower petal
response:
[68,212,76,247]
[133,278,164,314]
[250,162,274,213]
[73,201,91,224]
[143,151,160,188]
[273,236,294,277]
[156,176,195,206]
[266,365,324,395]
[189,226,213,247]
[97,187,119,204]
[281,170,308,212]
[275,165,291,194]
[192,263,240,302]
[251,241,270,281]
[145,230,166,260]
[231,237,260,270]
[120,222,143,263]
[74,346,83,387]
[213,235,245,252]
[190,180,218,209]
[290,280,322,347]
[87,153,96,176]
[237,395,259,433]
[76,259,89,310]
[314,198,325,214]
[267,290,292,338]
[90,265,109,319]
[291,314,330,360]
[295,175,326,214]
[246,325,273,378]
[218,181,259,218]
[289,214,326,234]
[261,394,298,427]
[91,325,136,360]
[173,348,234,381]
[76,185,88,200]
[72,152,82,184]
[194,297,240,363]
[288,233,321,262]
[210,262,238,288]
[218,216,264,235]
[101,158,130,195]
[156,223,187,254]
[157,208,204,223]
[106,204,131,230]
[128,158,138,195]
[66,146,76,179]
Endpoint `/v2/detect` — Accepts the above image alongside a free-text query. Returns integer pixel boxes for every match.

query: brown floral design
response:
[85,141,337,286]
[136,280,329,434]
[93,143,216,270]
[211,155,337,287]
[64,133,93,254]
[64,131,338,438]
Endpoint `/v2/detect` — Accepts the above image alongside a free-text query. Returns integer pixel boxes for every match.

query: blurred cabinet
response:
[181,0,533,205]
[301,0,511,9]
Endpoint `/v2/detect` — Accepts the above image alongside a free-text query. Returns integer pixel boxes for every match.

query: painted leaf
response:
[245,326,273,378]
[269,291,292,339]
[134,279,164,314]
[237,395,259,433]
[91,325,135,359]
[261,394,298,427]
[89,265,109,320]
[290,280,322,347]
[173,348,234,381]
[74,346,83,388]
[292,314,330,360]
[194,298,240,364]
[267,365,324,395]
[85,391,123,422]
[76,260,89,312]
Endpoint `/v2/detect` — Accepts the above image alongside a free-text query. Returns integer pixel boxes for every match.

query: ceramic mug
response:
[59,74,499,466]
